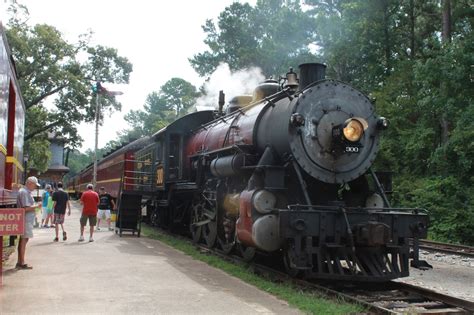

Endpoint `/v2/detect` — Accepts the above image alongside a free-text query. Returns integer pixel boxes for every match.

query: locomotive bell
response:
[285,67,299,90]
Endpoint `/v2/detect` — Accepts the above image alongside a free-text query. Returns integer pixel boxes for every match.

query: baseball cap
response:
[45,184,52,190]
[87,183,94,189]
[26,176,41,187]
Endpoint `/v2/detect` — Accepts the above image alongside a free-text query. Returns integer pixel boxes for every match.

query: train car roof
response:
[76,136,152,176]
[101,136,152,160]
[151,110,216,140]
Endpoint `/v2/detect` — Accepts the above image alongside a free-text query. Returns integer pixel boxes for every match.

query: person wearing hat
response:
[16,176,42,269]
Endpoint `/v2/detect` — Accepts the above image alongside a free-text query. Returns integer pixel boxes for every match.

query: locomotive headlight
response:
[343,119,365,142]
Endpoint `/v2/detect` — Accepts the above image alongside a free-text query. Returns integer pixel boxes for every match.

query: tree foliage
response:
[5,3,132,171]
[189,0,317,77]
[123,78,200,138]
[68,77,200,177]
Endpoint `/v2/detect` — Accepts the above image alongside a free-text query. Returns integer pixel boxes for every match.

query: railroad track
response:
[248,258,474,314]
[151,226,474,314]
[418,239,474,258]
[332,281,474,314]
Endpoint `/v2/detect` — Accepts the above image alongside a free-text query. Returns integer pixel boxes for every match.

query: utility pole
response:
[92,81,123,189]
[93,87,100,188]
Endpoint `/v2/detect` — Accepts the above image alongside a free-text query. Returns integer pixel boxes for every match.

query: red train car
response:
[0,23,26,207]
[70,137,151,200]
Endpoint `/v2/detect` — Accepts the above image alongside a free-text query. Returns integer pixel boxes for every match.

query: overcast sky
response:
[1,0,254,152]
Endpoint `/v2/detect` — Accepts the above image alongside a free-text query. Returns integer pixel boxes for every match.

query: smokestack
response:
[298,63,326,90]
[218,90,225,114]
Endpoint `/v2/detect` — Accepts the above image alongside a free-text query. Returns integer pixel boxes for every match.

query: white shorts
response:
[97,209,111,219]
[23,212,35,238]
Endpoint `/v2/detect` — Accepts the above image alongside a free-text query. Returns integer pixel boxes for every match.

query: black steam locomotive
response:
[116,63,428,281]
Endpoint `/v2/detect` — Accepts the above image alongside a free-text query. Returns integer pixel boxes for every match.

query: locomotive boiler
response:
[116,62,429,281]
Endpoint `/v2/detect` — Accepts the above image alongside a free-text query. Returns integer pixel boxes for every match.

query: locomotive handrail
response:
[188,144,254,158]
[123,183,154,187]
[285,204,428,214]
[127,171,153,176]
[123,176,153,182]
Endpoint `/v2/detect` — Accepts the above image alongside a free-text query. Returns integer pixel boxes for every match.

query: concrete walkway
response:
[1,201,301,314]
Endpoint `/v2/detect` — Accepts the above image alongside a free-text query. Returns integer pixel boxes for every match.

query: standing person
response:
[79,184,99,242]
[52,182,71,242]
[47,190,54,227]
[40,185,52,228]
[97,187,116,231]
[16,176,42,269]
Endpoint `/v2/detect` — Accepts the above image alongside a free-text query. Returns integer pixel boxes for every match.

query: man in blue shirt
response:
[16,176,42,269]
[41,185,53,228]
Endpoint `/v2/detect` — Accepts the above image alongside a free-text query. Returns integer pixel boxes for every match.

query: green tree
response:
[189,0,316,77]
[6,4,132,171]
[371,1,474,243]
[123,78,200,138]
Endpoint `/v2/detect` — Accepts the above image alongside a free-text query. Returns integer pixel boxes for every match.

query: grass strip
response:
[141,225,365,315]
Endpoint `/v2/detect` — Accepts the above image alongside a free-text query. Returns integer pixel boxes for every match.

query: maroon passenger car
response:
[68,137,151,200]
[0,23,26,207]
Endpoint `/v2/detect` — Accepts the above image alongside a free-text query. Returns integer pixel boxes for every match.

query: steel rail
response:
[418,239,474,258]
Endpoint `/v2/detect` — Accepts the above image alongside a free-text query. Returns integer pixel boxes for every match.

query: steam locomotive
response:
[73,62,429,281]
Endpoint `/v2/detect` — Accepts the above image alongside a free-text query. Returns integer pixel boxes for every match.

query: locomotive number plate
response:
[345,146,360,153]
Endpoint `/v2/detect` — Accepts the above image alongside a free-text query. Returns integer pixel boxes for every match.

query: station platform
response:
[0,201,300,314]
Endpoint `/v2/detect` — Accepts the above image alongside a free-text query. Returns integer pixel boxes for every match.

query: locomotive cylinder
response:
[252,190,276,214]
[252,214,280,252]
[298,63,326,90]
[210,154,245,177]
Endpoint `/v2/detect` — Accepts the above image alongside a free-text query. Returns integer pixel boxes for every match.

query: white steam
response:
[193,63,265,112]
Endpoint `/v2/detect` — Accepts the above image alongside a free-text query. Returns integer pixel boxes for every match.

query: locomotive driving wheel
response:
[217,216,236,254]
[238,244,256,262]
[192,199,217,248]
[202,220,217,248]
[190,200,203,243]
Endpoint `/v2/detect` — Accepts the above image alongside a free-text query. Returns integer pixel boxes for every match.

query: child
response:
[47,190,55,228]
[41,185,52,227]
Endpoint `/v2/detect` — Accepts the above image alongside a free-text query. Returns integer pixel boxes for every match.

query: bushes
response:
[392,176,474,245]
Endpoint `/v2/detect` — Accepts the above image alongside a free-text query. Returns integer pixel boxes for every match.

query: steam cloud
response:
[193,63,265,112]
